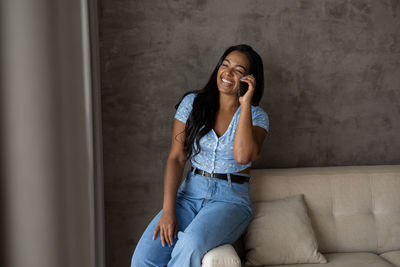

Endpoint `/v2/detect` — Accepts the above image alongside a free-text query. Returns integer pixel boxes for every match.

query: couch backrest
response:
[249,165,400,254]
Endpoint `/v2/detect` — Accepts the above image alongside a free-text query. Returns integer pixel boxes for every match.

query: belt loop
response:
[227,173,232,186]
[192,166,197,175]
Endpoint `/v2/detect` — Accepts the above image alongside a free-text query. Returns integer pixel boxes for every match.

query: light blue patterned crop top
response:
[174,93,270,174]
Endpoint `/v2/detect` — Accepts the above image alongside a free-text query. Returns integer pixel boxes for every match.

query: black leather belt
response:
[191,167,250,184]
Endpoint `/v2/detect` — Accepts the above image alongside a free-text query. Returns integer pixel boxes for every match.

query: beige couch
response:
[201,165,400,267]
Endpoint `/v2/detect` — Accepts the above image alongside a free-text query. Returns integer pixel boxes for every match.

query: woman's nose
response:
[225,68,234,76]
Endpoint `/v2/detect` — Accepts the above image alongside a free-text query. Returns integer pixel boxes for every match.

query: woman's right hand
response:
[153,210,178,247]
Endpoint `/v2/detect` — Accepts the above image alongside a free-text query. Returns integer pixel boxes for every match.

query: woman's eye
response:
[236,70,243,74]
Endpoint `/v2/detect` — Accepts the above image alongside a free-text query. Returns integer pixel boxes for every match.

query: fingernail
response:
[152,236,155,240]
[162,243,165,247]
[240,77,244,80]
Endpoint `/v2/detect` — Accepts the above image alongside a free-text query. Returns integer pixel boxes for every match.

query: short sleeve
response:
[252,106,269,132]
[174,93,197,124]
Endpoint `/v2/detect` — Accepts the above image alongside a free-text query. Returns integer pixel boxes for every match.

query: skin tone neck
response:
[219,94,239,112]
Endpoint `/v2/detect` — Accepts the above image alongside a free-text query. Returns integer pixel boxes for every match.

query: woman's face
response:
[216,50,250,95]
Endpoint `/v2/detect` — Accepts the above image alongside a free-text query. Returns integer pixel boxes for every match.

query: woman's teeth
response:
[222,78,233,85]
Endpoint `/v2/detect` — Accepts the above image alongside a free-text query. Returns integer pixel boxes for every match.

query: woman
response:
[130,44,269,267]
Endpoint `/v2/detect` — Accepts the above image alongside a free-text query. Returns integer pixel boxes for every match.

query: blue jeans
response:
[130,168,253,267]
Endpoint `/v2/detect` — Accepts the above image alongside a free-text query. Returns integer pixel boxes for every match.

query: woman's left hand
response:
[238,74,256,106]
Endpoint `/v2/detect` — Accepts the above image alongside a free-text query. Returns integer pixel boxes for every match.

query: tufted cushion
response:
[249,165,400,254]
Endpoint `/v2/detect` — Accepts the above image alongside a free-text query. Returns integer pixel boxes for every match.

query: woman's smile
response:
[221,77,234,86]
[217,50,250,94]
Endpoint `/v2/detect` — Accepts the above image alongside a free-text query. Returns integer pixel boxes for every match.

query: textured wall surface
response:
[99,0,400,266]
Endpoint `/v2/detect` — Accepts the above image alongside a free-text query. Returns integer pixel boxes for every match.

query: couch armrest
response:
[202,244,242,267]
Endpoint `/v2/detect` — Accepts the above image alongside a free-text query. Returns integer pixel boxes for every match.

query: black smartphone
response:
[238,77,249,97]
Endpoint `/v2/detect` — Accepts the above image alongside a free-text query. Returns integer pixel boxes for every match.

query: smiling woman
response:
[130,44,269,267]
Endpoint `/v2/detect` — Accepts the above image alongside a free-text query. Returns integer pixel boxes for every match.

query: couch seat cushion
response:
[380,251,400,267]
[244,252,395,267]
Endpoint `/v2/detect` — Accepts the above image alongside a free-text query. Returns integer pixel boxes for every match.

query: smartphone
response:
[238,75,250,97]
[238,81,248,97]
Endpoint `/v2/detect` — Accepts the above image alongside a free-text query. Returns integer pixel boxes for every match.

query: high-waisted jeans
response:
[130,167,253,267]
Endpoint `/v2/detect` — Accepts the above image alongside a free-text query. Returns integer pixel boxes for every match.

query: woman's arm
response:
[233,102,266,164]
[163,119,187,213]
[153,118,187,247]
[233,74,267,164]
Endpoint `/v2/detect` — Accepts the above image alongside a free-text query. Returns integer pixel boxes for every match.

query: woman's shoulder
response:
[184,92,198,100]
[251,105,268,116]
[174,92,198,123]
[180,92,198,105]
[250,105,270,132]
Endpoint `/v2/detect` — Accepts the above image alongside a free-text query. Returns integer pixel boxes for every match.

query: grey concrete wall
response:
[99,0,400,266]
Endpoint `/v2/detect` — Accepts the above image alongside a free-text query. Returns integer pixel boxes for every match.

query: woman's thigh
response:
[130,197,200,267]
[170,200,252,259]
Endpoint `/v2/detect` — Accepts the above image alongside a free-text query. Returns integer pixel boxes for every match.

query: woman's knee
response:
[130,250,148,267]
[131,233,171,267]
[173,232,208,255]
[131,244,169,267]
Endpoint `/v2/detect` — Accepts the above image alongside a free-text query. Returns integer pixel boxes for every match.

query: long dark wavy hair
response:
[174,44,264,162]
